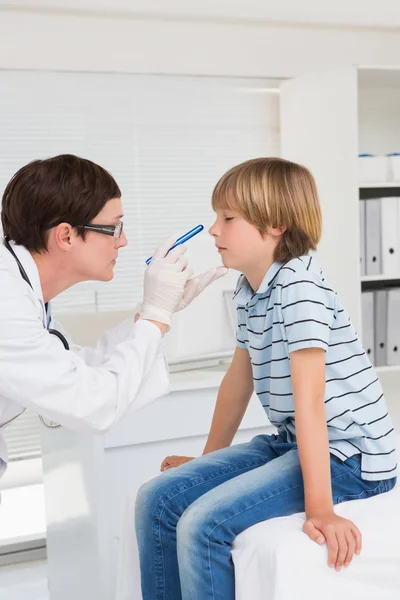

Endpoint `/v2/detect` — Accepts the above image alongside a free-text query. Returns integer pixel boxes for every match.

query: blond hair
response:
[211,157,322,262]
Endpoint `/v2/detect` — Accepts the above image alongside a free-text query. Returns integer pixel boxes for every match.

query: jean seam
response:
[208,532,216,600]
[155,458,266,598]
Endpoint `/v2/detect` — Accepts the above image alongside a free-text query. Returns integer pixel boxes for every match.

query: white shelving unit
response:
[280,65,400,397]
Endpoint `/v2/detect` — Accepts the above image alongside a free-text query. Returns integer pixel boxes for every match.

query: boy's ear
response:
[269,225,287,238]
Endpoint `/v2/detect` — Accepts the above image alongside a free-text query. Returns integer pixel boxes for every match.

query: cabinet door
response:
[280,66,361,332]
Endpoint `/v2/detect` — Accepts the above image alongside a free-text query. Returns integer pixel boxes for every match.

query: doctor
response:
[0,154,226,478]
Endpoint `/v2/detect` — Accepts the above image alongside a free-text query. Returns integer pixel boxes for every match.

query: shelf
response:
[361,275,400,282]
[375,365,400,374]
[359,182,400,188]
[359,185,400,199]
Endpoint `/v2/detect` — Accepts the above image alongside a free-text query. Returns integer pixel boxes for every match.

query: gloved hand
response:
[140,236,194,326]
[175,266,228,311]
[137,252,228,324]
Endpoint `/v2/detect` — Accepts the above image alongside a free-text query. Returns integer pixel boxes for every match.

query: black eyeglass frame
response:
[77,222,124,238]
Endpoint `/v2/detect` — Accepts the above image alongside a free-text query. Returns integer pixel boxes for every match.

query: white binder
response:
[359,201,366,276]
[387,288,400,365]
[381,197,399,276]
[361,291,375,365]
[397,198,400,269]
[374,289,388,367]
[365,199,382,276]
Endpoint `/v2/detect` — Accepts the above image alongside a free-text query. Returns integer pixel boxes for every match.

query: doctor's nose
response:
[116,230,128,249]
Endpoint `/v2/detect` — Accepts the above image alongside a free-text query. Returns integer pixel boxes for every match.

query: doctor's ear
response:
[52,223,78,250]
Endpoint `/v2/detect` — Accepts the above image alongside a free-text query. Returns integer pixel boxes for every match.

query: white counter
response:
[40,367,272,600]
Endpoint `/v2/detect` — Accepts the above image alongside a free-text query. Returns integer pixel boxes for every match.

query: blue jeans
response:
[135,432,396,600]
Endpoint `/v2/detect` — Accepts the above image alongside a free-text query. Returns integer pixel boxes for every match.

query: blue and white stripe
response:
[235,255,397,482]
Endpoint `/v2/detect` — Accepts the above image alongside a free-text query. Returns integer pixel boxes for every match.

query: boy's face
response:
[209,208,281,276]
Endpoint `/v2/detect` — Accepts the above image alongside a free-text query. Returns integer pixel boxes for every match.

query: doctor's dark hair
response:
[1,154,121,253]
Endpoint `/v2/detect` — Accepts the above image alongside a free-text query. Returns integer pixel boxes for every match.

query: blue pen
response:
[145,224,204,265]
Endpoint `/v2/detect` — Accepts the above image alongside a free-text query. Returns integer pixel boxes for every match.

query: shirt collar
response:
[235,261,284,305]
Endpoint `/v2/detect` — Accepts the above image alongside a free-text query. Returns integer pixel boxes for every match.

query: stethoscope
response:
[4,236,68,428]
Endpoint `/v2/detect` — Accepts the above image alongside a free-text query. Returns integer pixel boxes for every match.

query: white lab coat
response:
[0,241,169,467]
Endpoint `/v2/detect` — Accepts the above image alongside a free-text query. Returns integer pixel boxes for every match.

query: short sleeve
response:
[236,308,248,349]
[279,275,335,353]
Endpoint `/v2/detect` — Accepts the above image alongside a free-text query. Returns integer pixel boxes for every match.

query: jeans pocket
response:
[337,480,385,504]
[330,452,361,476]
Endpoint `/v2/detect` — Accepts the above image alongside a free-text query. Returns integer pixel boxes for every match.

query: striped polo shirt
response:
[235,255,397,482]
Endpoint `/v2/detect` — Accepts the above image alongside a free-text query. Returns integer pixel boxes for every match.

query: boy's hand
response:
[160,455,195,471]
[303,511,362,570]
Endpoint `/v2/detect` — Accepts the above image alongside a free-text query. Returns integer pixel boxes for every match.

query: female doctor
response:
[0,154,226,478]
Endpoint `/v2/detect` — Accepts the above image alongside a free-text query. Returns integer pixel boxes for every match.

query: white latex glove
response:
[136,265,228,320]
[139,236,193,326]
[175,266,228,310]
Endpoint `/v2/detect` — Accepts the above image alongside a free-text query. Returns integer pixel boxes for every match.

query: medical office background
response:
[2,1,400,598]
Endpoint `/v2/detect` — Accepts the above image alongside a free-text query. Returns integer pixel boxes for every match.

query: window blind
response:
[0,70,280,460]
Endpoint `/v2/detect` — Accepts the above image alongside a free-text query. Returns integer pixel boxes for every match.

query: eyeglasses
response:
[78,222,124,239]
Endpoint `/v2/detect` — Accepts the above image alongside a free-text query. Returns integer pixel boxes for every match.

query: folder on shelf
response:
[361,291,375,365]
[397,198,400,267]
[365,199,382,276]
[359,201,366,276]
[374,289,388,367]
[387,288,400,366]
[381,197,399,276]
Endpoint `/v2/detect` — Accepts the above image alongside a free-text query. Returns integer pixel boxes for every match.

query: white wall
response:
[359,87,400,155]
[1,3,400,78]
[5,0,400,29]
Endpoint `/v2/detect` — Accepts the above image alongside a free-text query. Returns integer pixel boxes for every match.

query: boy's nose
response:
[209,221,219,237]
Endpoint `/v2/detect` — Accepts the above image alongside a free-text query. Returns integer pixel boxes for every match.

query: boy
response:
[135,157,397,600]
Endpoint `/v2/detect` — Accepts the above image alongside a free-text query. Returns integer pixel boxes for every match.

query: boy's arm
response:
[202,346,254,455]
[291,347,332,512]
[161,347,253,470]
[290,347,362,571]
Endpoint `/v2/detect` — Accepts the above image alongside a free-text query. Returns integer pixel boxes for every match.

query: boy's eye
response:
[224,217,234,221]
